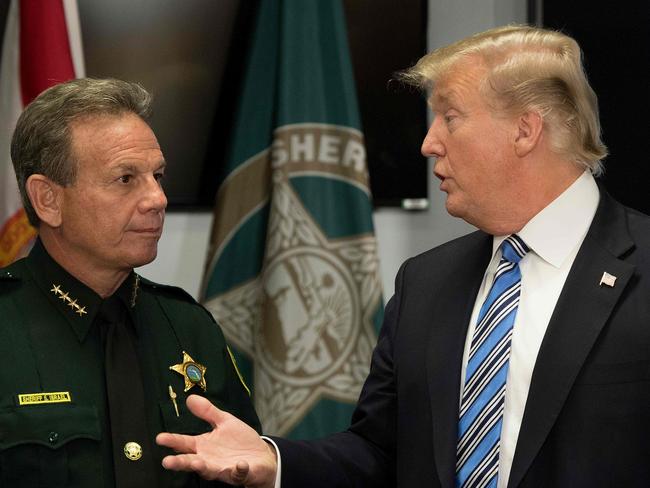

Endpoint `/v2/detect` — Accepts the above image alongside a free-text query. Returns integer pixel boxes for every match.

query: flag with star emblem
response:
[0,0,84,267]
[201,0,383,438]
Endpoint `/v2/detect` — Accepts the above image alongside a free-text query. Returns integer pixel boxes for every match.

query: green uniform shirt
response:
[0,240,260,487]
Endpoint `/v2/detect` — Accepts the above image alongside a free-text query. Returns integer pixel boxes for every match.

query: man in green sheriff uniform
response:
[0,78,260,487]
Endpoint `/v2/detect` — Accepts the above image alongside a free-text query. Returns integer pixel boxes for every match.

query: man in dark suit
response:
[157,25,650,487]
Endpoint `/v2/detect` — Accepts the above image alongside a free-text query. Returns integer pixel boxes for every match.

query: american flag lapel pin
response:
[599,271,617,287]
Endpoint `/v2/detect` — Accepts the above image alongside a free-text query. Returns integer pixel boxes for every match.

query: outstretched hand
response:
[156,395,277,488]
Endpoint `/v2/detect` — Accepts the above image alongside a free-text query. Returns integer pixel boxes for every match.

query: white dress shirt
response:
[459,171,600,487]
[263,436,283,488]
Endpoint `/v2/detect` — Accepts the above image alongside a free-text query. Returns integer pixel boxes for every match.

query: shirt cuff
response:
[261,436,282,488]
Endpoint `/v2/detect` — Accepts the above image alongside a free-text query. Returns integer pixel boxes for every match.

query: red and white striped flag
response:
[0,0,84,267]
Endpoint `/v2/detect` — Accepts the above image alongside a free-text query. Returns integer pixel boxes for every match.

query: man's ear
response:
[25,174,63,227]
[514,111,543,157]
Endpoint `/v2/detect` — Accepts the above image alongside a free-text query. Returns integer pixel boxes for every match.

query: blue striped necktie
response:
[456,234,529,488]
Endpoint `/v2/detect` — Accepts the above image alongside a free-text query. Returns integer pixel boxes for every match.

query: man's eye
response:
[154,172,165,182]
[119,175,132,184]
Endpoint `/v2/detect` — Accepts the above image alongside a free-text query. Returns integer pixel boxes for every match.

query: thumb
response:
[230,460,251,484]
[185,394,228,428]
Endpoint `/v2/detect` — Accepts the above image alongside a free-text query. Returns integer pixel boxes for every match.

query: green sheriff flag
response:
[201,0,383,438]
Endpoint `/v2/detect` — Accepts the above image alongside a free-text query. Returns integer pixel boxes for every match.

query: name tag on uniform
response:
[17,391,72,405]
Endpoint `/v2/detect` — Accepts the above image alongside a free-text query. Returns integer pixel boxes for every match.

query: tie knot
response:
[97,295,125,325]
[500,234,529,264]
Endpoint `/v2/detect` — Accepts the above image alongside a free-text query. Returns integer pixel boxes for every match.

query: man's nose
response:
[421,118,445,159]
[140,176,168,213]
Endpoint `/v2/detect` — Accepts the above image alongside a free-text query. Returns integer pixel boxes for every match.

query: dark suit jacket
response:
[274,190,650,487]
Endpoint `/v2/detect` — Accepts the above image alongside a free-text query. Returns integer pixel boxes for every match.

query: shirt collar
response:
[25,239,140,342]
[492,171,600,268]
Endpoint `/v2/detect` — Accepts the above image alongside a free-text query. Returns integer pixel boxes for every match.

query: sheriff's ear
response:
[514,111,544,157]
[25,174,63,227]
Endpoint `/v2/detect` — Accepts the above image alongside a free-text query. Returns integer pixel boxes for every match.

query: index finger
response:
[156,432,198,453]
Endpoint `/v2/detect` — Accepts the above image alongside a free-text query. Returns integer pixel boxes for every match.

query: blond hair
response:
[401,25,607,174]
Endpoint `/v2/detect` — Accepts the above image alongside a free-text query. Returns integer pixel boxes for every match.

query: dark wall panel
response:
[74,1,428,208]
[543,0,650,214]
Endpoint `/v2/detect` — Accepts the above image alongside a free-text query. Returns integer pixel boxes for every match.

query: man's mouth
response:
[131,227,162,235]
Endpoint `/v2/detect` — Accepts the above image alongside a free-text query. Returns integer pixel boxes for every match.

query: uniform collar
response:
[492,171,600,268]
[25,239,140,342]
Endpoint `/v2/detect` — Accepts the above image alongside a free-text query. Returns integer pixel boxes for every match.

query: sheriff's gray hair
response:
[11,78,153,226]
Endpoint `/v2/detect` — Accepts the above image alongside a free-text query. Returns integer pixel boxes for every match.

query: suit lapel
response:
[426,232,492,488]
[508,192,635,487]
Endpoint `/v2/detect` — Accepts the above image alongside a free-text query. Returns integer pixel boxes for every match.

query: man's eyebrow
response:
[110,160,167,173]
[431,90,457,108]
[110,163,138,173]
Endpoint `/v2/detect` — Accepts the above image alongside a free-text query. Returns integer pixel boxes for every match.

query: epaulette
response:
[137,275,217,324]
[0,270,18,280]
[0,266,21,282]
[0,267,22,295]
[137,275,199,304]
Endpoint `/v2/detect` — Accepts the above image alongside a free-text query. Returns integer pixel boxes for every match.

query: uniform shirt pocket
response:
[0,404,101,487]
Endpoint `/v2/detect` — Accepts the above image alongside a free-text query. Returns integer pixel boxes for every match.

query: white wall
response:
[137,211,213,298]
[138,0,526,302]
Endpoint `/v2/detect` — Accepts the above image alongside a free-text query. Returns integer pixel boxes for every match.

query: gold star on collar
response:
[170,351,207,392]
[130,274,140,308]
[50,284,87,317]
